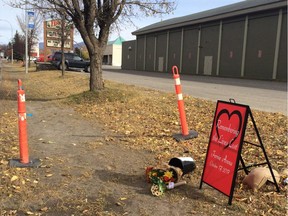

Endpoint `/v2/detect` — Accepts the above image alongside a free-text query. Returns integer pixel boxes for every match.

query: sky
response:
[0,0,245,45]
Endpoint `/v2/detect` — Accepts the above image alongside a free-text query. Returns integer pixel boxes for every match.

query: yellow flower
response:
[163,171,173,180]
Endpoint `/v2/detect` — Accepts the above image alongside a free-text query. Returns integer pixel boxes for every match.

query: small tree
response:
[58,13,74,77]
[13,31,25,61]
[43,12,74,77]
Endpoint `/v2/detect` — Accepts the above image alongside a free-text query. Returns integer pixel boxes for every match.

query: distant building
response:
[122,0,287,81]
[30,43,39,57]
[43,19,74,60]
[38,36,125,66]
[103,36,125,66]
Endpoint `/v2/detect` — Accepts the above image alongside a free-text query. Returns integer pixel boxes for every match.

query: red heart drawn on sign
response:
[215,109,242,149]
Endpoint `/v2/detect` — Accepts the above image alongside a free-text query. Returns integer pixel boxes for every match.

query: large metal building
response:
[122,0,287,81]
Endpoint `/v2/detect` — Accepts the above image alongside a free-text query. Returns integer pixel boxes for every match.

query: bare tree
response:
[47,12,74,77]
[11,0,176,91]
[17,11,42,67]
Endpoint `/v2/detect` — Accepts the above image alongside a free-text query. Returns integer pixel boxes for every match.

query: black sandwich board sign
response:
[200,100,279,205]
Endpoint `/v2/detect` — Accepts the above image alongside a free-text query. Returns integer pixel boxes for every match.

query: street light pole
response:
[0,19,13,64]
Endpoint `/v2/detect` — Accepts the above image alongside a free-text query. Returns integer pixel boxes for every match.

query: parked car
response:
[50,51,90,72]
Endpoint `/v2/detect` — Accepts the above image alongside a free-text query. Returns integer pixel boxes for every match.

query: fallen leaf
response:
[10,176,18,182]
[41,207,48,212]
[276,150,285,156]
[115,202,122,206]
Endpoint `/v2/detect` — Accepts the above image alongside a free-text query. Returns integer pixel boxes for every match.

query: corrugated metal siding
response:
[182,28,199,74]
[145,36,155,71]
[168,30,182,72]
[220,18,245,77]
[156,33,167,72]
[244,11,278,79]
[136,37,145,71]
[122,41,136,70]
[199,23,219,75]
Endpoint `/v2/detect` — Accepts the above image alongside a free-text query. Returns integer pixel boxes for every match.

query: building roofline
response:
[132,0,286,35]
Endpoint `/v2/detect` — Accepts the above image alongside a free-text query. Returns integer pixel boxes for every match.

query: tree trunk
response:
[89,51,104,91]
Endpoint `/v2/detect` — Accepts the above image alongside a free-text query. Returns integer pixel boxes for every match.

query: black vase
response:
[169,157,196,175]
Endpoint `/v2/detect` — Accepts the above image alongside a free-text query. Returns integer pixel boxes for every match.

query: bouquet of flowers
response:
[146,164,185,196]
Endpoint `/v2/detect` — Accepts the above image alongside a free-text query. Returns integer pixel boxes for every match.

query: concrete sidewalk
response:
[102,66,287,115]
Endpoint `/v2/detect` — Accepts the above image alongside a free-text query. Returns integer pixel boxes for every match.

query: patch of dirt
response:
[0,62,287,215]
[26,100,162,215]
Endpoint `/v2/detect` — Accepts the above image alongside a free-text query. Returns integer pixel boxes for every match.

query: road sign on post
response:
[28,11,34,29]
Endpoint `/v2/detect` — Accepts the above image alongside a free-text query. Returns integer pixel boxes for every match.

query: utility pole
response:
[25,1,28,74]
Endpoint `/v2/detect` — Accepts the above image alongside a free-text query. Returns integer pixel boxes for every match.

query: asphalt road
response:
[102,66,287,115]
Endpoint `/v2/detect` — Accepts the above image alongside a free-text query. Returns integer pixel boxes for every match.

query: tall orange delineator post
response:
[17,79,29,163]
[9,79,40,168]
[172,66,198,141]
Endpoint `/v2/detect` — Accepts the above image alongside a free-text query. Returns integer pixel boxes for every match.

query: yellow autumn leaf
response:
[10,176,18,182]
[276,150,285,156]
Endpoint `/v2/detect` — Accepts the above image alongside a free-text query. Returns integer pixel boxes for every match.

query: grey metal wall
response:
[122,40,136,70]
[136,36,145,71]
[199,23,219,76]
[182,28,199,74]
[155,33,167,72]
[220,18,245,78]
[245,11,279,79]
[145,35,155,71]
[167,30,182,72]
[123,8,287,81]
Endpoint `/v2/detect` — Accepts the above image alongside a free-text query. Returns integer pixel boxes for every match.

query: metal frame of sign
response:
[238,107,280,193]
[199,100,280,205]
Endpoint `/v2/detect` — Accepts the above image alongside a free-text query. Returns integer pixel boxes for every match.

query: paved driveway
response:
[102,66,287,115]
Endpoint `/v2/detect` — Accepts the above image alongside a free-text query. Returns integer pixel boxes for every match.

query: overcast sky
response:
[0,0,244,44]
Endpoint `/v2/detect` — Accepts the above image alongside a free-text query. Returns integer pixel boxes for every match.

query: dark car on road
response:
[51,51,90,72]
